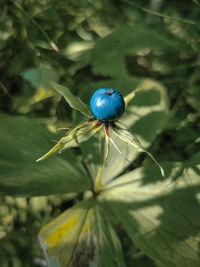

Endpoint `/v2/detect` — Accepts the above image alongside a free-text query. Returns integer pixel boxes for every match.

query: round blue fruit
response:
[90,88,125,121]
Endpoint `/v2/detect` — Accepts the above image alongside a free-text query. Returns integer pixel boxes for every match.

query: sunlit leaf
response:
[0,113,91,196]
[124,86,144,107]
[22,67,57,90]
[101,157,200,267]
[90,25,176,77]
[39,199,126,267]
[22,67,58,103]
[51,82,92,118]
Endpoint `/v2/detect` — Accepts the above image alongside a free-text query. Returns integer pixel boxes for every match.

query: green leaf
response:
[39,199,126,267]
[13,66,58,114]
[36,120,103,162]
[22,66,58,103]
[95,202,126,267]
[22,67,58,91]
[51,82,92,118]
[0,113,91,196]
[101,158,200,267]
[90,25,176,77]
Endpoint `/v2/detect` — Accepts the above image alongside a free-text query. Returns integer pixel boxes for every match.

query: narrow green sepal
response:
[112,126,165,177]
[36,121,102,162]
[124,86,143,107]
[51,82,92,118]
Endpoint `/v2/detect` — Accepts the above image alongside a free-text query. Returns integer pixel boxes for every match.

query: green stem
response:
[0,81,12,98]
[94,129,106,193]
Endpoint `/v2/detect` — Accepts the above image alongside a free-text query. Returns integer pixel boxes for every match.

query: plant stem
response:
[94,129,106,193]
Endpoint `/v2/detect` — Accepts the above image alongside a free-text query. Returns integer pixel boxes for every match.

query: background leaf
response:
[22,67,58,94]
[39,198,126,267]
[13,66,58,114]
[0,113,91,196]
[90,25,176,78]
[101,156,200,267]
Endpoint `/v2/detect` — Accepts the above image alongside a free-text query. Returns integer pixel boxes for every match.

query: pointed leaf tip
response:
[124,86,143,106]
[144,150,165,177]
[112,127,164,177]
[50,82,92,118]
[36,121,102,161]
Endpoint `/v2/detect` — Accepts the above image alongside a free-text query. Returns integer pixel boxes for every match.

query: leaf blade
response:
[102,158,200,267]
[39,199,126,267]
[90,25,176,77]
[51,82,92,118]
[0,113,91,196]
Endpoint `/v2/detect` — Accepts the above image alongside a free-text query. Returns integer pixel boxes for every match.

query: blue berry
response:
[90,88,125,121]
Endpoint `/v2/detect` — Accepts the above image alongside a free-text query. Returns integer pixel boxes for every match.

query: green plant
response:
[0,1,200,266]
[1,82,199,266]
[36,83,199,267]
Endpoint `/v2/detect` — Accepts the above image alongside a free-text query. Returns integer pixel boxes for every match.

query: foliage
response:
[0,0,200,266]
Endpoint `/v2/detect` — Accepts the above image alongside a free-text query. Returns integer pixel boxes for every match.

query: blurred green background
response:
[0,0,200,266]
